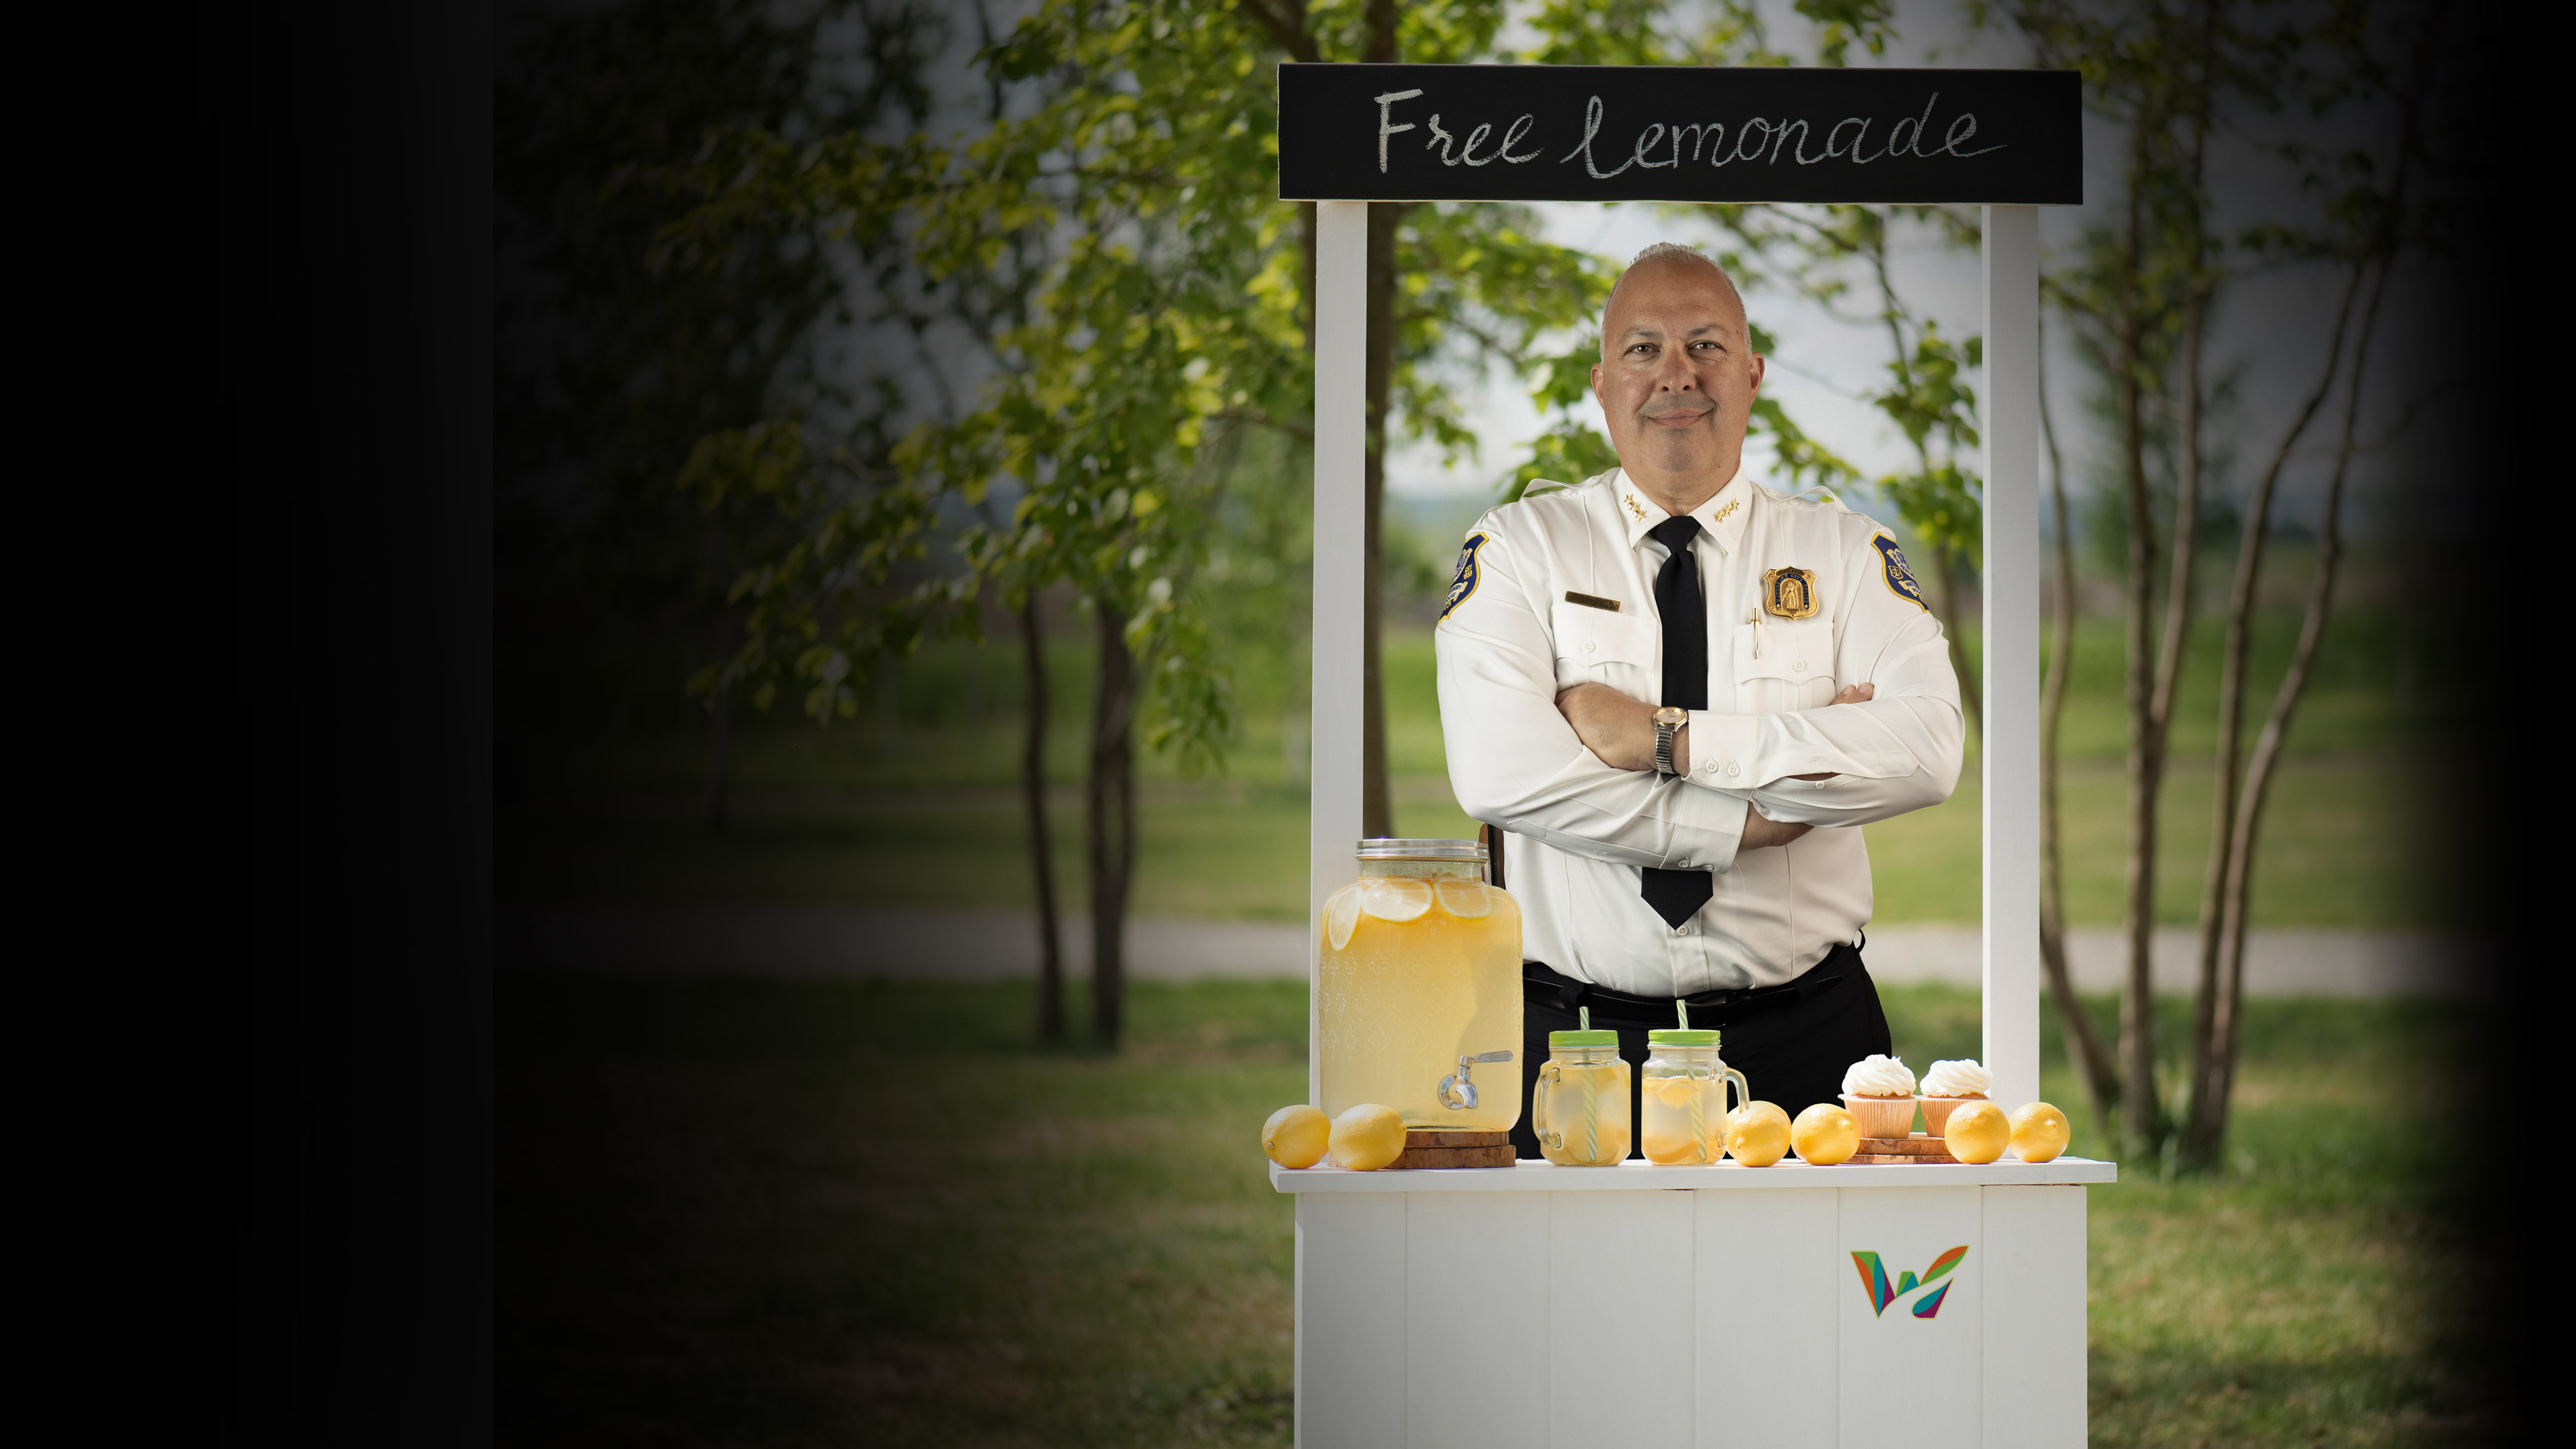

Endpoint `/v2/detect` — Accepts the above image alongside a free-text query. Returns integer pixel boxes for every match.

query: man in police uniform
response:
[1435,243,1965,1157]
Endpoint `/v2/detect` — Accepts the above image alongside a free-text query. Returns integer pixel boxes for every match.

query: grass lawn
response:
[505,619,2445,929]
[499,748,2430,928]
[500,975,2478,1446]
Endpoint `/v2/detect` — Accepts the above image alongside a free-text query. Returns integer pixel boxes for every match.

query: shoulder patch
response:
[1872,535,1930,612]
[1441,533,1490,620]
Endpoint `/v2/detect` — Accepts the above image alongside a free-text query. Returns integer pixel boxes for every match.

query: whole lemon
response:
[1943,1099,2010,1164]
[1327,1103,1406,1171]
[1724,1101,1793,1166]
[2008,1101,2072,1164]
[1790,1103,1859,1165]
[1262,1104,1331,1168]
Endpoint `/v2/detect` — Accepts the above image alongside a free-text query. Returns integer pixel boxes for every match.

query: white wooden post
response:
[1980,204,2042,1114]
[1310,199,1370,1106]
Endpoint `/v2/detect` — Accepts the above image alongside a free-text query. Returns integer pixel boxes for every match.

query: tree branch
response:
[1234,0,1318,63]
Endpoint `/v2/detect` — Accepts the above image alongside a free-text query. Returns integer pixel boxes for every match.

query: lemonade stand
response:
[1273,62,2111,1448]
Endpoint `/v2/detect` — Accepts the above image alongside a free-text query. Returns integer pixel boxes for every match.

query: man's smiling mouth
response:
[1642,400,1713,428]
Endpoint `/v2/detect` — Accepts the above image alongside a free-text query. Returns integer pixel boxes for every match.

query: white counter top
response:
[1271,1155,2117,1192]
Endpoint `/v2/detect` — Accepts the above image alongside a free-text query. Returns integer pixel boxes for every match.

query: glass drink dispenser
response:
[1317,839,1523,1132]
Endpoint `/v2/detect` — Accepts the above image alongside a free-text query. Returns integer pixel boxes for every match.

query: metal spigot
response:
[1435,1049,1514,1110]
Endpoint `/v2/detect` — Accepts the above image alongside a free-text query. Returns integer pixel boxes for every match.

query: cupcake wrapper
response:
[1841,1094,1918,1138]
[1917,1094,1987,1135]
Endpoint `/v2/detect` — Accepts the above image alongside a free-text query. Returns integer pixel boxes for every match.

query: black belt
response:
[1523,944,1855,1029]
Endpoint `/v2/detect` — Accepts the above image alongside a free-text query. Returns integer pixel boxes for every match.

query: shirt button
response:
[1584,641,1596,653]
[1794,660,1807,672]
[1726,762,1740,776]
[1674,924,1692,936]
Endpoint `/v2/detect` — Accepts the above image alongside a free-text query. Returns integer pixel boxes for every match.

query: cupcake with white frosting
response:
[1840,1054,1920,1138]
[1917,1058,1992,1135]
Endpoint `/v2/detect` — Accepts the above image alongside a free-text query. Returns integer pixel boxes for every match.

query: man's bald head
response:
[1588,242,1765,513]
[1600,243,1746,358]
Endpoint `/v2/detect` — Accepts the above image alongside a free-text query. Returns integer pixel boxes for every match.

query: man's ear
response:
[1590,362,1604,405]
[1746,353,1765,398]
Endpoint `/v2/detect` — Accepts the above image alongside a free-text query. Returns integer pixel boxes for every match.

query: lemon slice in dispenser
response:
[1359,877,1433,923]
[1325,886,1363,951]
[1433,878,1492,918]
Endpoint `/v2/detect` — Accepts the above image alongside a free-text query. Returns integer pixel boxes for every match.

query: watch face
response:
[1654,707,1688,728]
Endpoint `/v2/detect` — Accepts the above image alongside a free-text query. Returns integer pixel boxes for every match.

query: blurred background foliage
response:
[500,0,2443,945]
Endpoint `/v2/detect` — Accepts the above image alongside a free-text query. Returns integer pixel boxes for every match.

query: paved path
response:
[501,907,2474,997]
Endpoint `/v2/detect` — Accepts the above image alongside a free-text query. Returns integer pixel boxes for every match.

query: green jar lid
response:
[1648,1029,1720,1047]
[1548,1029,1618,1049]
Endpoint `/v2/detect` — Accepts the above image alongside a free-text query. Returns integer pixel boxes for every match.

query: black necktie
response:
[1641,515,1712,930]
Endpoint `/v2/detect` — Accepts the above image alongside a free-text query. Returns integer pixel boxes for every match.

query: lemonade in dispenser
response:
[1317,839,1523,1132]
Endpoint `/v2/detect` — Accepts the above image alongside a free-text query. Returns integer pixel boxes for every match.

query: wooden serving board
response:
[1850,1134,1959,1164]
[1390,1144,1518,1169]
[1405,1130,1511,1148]
[1861,1132,1956,1157]
[1390,1130,1515,1169]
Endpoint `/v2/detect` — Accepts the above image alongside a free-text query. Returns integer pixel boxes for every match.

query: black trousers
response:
[1508,942,1894,1161]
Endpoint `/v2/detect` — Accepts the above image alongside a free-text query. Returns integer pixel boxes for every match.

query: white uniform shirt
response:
[1435,467,1965,993]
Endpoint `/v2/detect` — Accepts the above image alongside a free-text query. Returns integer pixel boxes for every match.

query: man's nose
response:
[1656,350,1699,391]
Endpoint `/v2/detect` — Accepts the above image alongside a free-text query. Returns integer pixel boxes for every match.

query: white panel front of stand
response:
[1548,1192,1692,1445]
[1298,1193,1408,1448]
[1407,1193,1548,1449]
[1697,1188,1838,1449]
[1837,1187,1983,1449]
[1980,1186,2087,1447]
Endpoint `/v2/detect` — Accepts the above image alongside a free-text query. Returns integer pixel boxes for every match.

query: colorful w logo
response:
[1850,1247,1969,1319]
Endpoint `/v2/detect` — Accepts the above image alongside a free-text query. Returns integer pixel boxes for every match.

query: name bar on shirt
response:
[1278,64,2082,205]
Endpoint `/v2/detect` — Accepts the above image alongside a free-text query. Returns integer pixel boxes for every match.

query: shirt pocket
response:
[1551,601,1658,689]
[1734,619,1837,711]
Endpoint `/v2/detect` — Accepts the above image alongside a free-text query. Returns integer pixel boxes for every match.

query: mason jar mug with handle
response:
[1639,1029,1751,1165]
[1530,1029,1630,1166]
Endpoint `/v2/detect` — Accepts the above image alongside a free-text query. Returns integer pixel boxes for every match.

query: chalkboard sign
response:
[1278,64,2080,205]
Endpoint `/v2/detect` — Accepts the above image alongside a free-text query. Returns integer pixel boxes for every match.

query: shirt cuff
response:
[1683,710,1766,789]
[1656,778,1747,875]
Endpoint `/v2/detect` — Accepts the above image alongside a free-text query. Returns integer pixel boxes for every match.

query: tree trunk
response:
[1023,594,1065,1044]
[1088,603,1138,1049]
[1355,0,1399,840]
[2112,171,2165,1155]
[2037,324,2119,1129]
[703,684,733,833]
[2182,0,2437,1165]
[1360,195,1404,840]
[2194,252,2392,1166]
[2179,259,2365,1166]
[1928,541,1982,738]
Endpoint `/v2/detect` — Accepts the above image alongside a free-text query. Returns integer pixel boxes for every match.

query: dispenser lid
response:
[1356,837,1487,861]
[1648,1029,1720,1047]
[1548,1030,1618,1049]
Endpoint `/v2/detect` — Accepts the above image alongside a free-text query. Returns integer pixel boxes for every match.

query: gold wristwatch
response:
[1652,706,1688,776]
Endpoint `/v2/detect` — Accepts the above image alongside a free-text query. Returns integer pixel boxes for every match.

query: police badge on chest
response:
[1760,567,1820,619]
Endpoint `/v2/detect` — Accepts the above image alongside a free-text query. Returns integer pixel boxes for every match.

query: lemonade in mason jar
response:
[1530,1029,1629,1166]
[1639,1029,1751,1165]
[1317,839,1522,1132]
